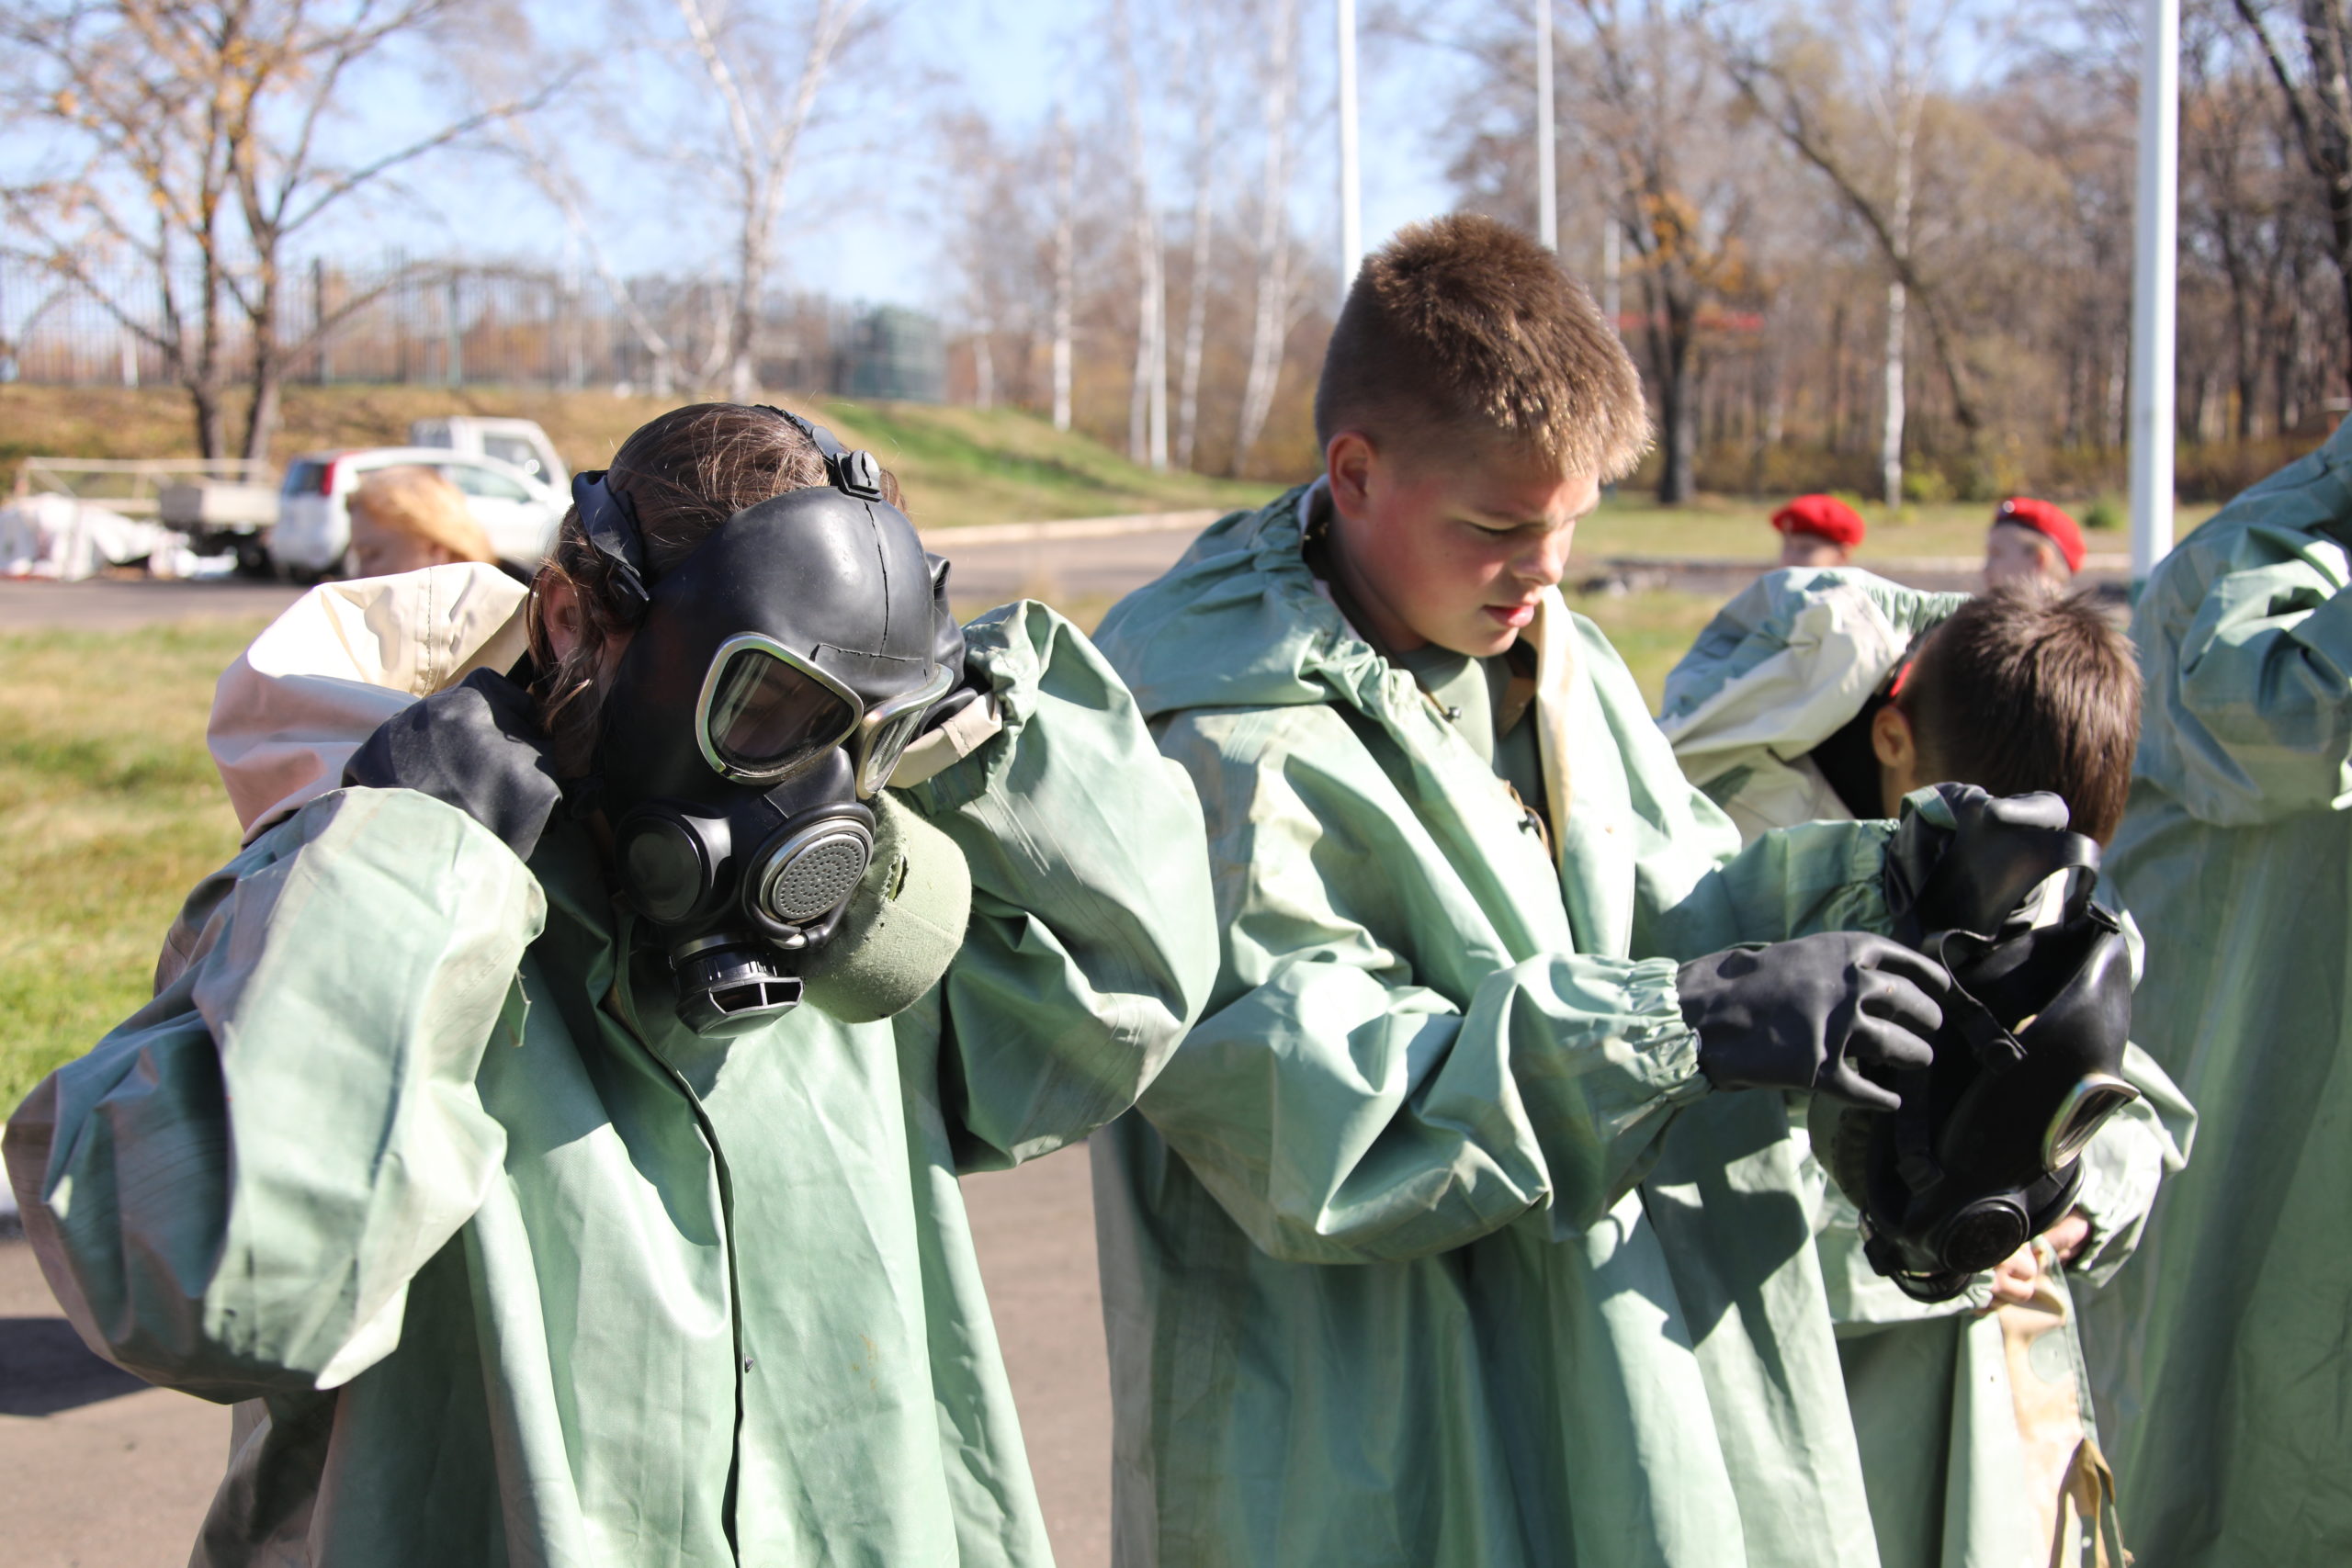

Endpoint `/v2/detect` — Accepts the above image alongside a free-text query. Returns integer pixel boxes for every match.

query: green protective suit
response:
[2076,423,2352,1565]
[1090,487,1912,1568]
[1659,568,2195,1568]
[2,603,1218,1568]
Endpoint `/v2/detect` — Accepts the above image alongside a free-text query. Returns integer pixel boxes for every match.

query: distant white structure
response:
[1338,0,1362,299]
[2131,0,2179,584]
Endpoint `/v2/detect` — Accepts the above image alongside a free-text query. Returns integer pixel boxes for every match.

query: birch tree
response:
[1114,0,1168,468]
[1173,5,1227,472]
[1052,108,1075,432]
[0,0,543,458]
[1232,0,1300,475]
[1722,0,1984,494]
[2228,0,2352,395]
[660,0,871,402]
[225,4,561,459]
[507,124,690,396]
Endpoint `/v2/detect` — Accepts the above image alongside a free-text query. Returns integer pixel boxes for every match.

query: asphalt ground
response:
[0,519,1217,633]
[0,1145,1110,1567]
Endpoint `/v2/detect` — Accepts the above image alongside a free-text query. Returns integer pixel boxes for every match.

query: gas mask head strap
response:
[571,469,652,625]
[752,404,888,502]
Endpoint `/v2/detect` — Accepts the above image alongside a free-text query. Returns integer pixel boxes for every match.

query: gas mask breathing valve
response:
[616,795,877,1037]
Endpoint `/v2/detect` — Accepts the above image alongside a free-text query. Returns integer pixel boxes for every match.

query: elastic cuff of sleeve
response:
[1630,959,1713,1106]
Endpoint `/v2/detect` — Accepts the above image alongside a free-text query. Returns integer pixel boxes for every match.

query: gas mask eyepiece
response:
[586,414,961,1037]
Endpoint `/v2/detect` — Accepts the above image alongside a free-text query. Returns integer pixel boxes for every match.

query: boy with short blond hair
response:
[1093,215,1984,1566]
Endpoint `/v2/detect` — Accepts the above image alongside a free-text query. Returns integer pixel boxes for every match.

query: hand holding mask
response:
[343,667,564,860]
[1681,932,1949,1112]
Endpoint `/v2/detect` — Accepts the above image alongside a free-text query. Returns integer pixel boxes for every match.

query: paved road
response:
[0,521,1218,633]
[0,1145,1113,1567]
[1,535,2135,637]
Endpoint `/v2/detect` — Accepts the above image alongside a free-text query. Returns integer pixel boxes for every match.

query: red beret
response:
[1771,494,1866,548]
[1995,497,2085,573]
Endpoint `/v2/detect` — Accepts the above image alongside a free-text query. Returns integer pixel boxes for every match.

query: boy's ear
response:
[1327,431,1376,518]
[1871,702,1916,773]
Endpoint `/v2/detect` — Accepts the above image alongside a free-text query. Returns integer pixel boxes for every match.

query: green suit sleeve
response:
[905,602,1219,1174]
[2067,1041,2195,1286]
[1639,817,1897,958]
[2,788,542,1402]
[1134,704,1708,1267]
[2155,523,2352,826]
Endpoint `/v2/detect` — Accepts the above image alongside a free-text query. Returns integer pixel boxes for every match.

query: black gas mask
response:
[579,411,960,1036]
[1818,786,2141,1303]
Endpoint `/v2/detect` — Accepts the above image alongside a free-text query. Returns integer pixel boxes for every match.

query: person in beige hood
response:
[207,559,529,844]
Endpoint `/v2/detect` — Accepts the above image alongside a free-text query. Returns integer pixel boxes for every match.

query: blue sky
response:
[336,0,1475,310]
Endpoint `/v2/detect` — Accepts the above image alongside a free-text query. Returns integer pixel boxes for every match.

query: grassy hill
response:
[2,383,2229,555]
[0,384,1274,531]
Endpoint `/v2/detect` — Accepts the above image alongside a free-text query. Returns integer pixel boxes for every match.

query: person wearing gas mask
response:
[3,401,1218,1568]
[1659,572,2194,1568]
[2068,419,2352,1566]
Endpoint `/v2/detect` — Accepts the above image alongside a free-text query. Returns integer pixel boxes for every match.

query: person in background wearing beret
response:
[1774,492,1867,568]
[1985,497,2086,590]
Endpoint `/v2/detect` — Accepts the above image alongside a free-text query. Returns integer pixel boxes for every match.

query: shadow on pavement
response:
[0,1317,150,1416]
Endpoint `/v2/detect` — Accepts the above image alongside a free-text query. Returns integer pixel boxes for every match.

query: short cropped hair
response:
[1900,589,2142,843]
[348,467,495,564]
[1315,214,1651,479]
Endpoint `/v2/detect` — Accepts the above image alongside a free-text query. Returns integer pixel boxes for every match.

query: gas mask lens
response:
[2041,1073,2142,1168]
[696,636,955,796]
[700,637,860,784]
[854,664,958,795]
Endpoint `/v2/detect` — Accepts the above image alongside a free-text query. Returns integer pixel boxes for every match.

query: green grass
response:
[810,400,1268,528]
[1571,491,2218,564]
[0,586,1736,1110]
[0,385,1271,533]
[0,383,2231,556]
[1568,589,1727,706]
[0,620,256,1111]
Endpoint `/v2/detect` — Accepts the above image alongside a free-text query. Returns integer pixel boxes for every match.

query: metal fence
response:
[0,255,946,401]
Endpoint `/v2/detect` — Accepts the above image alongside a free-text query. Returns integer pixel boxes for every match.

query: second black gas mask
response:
[580,414,958,1037]
[1818,786,2141,1303]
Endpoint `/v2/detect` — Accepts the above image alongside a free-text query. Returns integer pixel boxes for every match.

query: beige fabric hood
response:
[209,564,530,842]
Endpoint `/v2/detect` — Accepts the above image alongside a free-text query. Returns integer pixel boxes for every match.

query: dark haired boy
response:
[1091,215,1984,1566]
[1659,573,2192,1568]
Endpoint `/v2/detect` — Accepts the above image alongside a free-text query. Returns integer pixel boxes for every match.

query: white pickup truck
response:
[408,416,568,490]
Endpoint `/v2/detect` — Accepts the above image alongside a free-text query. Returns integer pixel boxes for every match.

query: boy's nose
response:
[1511,531,1573,588]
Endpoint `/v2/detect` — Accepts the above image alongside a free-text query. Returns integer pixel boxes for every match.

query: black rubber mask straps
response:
[571,469,652,625]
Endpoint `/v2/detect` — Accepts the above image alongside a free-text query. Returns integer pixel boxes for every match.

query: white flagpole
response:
[2130,0,2179,585]
[1338,0,1363,299]
[1536,0,1556,251]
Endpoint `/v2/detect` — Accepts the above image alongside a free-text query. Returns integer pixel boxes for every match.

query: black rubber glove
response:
[343,668,563,861]
[1679,931,1950,1113]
